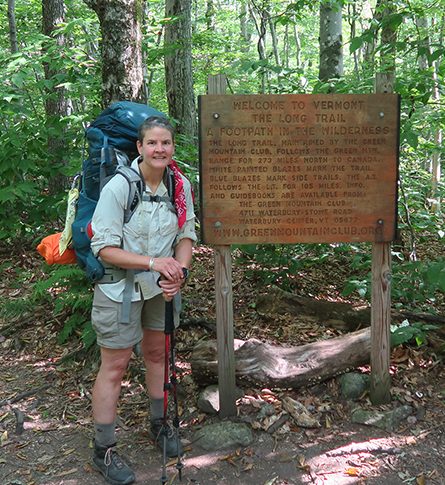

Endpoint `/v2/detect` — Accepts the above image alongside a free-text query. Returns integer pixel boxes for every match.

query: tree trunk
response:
[164,0,197,139]
[190,328,371,388]
[268,14,280,66]
[83,0,146,107]
[348,2,360,78]
[42,0,70,193]
[416,16,430,71]
[144,5,163,103]
[249,2,268,93]
[430,15,443,212]
[319,0,344,82]
[293,22,301,69]
[7,0,18,53]
[239,0,251,47]
[256,285,370,332]
[283,24,289,68]
[205,0,215,30]
[360,0,377,70]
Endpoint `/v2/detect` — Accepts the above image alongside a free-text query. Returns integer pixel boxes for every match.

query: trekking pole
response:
[159,293,184,484]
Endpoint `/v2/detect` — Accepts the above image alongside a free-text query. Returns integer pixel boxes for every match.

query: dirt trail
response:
[1,346,445,485]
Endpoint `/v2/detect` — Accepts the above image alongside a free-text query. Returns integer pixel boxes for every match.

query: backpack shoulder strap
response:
[166,166,176,205]
[114,165,145,223]
[163,166,176,213]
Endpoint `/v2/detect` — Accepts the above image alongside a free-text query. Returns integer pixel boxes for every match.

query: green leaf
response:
[11,72,25,88]
[381,13,404,30]
[429,48,444,63]
[403,130,419,149]
[390,326,417,346]
[350,36,365,54]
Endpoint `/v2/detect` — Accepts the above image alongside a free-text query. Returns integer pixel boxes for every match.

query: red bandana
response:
[168,160,189,229]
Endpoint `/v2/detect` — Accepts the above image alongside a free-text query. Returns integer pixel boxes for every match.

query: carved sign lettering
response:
[199,94,399,244]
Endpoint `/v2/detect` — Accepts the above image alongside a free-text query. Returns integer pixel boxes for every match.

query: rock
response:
[193,421,254,451]
[197,385,244,415]
[407,415,417,425]
[339,372,370,400]
[257,402,276,419]
[351,405,413,431]
[391,405,414,427]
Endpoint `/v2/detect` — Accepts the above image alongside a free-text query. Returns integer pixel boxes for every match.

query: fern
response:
[82,321,97,349]
[33,265,89,299]
[32,264,95,350]
[58,314,86,344]
[0,297,34,319]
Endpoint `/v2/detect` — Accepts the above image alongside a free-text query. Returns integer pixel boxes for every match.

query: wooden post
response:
[207,74,237,417]
[370,72,394,404]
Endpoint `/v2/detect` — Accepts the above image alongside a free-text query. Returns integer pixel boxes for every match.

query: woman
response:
[89,116,196,485]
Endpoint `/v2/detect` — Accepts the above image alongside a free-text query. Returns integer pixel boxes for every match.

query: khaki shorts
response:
[91,286,181,349]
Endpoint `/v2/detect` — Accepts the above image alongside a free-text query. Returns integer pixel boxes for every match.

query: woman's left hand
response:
[158,278,183,300]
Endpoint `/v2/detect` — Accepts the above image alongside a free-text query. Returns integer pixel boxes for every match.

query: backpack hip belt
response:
[99,266,127,284]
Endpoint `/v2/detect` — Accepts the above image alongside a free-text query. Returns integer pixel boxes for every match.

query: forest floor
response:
[1,243,445,485]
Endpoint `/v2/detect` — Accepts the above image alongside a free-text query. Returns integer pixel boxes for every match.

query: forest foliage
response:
[0,0,444,348]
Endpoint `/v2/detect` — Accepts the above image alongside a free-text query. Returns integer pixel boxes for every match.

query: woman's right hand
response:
[152,257,183,282]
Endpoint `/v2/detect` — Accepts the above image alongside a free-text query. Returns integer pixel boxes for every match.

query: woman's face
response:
[137,126,175,170]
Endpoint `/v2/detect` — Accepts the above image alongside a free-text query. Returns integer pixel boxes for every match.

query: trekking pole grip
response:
[156,275,173,302]
[156,275,176,334]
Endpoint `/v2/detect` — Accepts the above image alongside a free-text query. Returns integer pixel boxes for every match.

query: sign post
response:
[199,88,400,412]
[370,72,396,405]
[207,75,237,418]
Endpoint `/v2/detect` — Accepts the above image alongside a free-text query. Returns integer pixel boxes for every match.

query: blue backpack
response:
[71,101,165,282]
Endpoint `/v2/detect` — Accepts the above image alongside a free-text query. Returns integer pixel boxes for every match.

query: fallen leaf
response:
[0,430,8,445]
[296,454,312,473]
[416,475,426,485]
[325,415,332,428]
[345,467,359,476]
[55,468,77,477]
[297,455,306,467]
[263,477,278,485]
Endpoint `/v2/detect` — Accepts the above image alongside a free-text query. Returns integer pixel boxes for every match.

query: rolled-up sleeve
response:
[175,177,197,245]
[90,177,127,256]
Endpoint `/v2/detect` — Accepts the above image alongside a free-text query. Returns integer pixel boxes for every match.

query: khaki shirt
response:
[91,159,197,302]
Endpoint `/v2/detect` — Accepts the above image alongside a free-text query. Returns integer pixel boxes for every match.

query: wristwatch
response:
[181,267,189,280]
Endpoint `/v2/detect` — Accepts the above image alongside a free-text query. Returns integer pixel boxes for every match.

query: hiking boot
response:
[150,418,184,458]
[92,442,135,485]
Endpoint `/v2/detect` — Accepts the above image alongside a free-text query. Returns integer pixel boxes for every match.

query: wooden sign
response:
[199,94,400,245]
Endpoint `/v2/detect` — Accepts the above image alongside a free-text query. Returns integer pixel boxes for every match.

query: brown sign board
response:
[199,94,400,245]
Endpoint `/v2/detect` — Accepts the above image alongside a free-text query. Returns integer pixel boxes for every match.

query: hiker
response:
[89,115,197,485]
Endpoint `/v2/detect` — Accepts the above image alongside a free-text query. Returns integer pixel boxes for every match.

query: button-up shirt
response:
[90,158,197,302]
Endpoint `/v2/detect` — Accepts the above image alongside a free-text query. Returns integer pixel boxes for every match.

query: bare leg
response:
[92,346,133,424]
[141,329,165,400]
